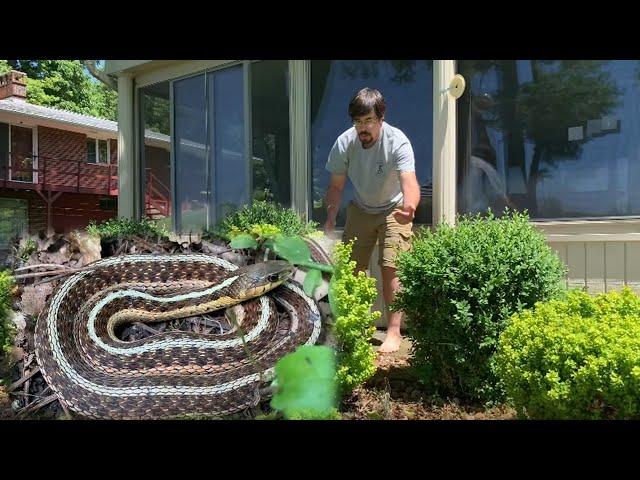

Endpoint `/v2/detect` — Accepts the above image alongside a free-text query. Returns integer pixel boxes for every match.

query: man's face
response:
[352,111,383,148]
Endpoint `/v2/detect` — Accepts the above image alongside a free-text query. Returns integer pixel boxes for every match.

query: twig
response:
[59,399,72,419]
[14,263,70,272]
[133,322,161,335]
[114,240,129,256]
[14,265,94,280]
[130,235,165,253]
[33,272,72,286]
[193,317,224,331]
[18,393,57,418]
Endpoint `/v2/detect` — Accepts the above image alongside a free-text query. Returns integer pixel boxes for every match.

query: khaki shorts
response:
[342,202,413,271]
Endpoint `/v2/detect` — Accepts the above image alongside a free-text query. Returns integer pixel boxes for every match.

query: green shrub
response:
[86,217,170,240]
[19,238,36,262]
[0,270,16,357]
[211,201,319,241]
[393,210,566,403]
[330,240,380,394]
[496,287,640,419]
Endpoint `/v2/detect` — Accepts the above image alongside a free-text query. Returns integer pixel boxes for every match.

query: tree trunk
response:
[526,145,543,217]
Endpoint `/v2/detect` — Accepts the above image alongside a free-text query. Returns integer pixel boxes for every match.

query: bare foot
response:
[378,332,402,354]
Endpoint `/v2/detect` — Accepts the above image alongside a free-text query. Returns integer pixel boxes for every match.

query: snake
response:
[33,253,324,419]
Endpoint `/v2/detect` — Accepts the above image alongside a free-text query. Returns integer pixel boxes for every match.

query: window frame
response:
[7,123,38,183]
[86,137,111,165]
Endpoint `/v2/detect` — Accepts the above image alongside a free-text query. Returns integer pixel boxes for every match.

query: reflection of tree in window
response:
[143,82,170,136]
[458,60,620,218]
[250,60,290,206]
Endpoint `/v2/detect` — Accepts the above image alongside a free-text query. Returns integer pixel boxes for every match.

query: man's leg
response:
[342,202,378,274]
[378,266,404,353]
[377,208,412,354]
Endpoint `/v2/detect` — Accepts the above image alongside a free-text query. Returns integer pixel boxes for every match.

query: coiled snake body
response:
[34,254,322,419]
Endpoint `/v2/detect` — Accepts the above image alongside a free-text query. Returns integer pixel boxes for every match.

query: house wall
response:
[51,192,117,233]
[38,126,118,193]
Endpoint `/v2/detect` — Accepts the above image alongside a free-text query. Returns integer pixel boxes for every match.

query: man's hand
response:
[323,174,346,237]
[395,171,420,225]
[393,206,415,225]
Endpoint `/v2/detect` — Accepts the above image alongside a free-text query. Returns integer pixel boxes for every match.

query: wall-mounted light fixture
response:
[441,74,466,99]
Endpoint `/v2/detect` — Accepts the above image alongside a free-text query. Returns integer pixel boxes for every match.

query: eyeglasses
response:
[352,118,378,128]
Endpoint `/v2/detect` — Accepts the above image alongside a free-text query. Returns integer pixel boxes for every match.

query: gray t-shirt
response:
[326,122,415,214]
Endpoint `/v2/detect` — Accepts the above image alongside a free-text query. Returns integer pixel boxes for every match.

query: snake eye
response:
[268,273,280,283]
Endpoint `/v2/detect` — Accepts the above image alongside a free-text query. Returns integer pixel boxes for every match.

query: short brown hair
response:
[348,88,386,120]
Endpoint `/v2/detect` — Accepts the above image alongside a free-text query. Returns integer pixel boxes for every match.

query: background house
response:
[0,70,170,249]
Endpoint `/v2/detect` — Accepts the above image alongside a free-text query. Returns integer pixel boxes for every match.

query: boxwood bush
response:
[211,201,319,240]
[392,210,566,402]
[496,287,640,419]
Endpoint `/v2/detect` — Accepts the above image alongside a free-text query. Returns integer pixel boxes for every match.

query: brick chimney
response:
[0,70,27,101]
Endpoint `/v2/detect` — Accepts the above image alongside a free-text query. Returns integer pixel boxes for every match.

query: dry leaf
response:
[20,284,54,317]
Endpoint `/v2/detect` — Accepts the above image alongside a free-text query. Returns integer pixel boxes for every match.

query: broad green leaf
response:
[303,268,323,297]
[230,234,258,249]
[272,236,312,264]
[270,345,337,419]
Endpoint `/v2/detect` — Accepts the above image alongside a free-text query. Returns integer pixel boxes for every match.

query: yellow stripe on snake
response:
[34,254,322,419]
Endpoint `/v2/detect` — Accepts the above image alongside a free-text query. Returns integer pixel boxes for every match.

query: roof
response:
[0,97,169,147]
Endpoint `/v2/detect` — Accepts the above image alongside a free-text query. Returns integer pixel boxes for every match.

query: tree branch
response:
[83,60,117,90]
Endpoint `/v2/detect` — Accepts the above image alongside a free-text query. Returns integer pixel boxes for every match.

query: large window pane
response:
[98,139,108,164]
[174,74,207,233]
[208,65,246,223]
[10,125,33,182]
[251,60,290,206]
[457,60,637,219]
[140,81,172,228]
[87,139,97,163]
[311,60,433,227]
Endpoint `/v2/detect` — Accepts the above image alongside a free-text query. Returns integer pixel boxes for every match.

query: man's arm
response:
[393,171,421,225]
[324,173,347,235]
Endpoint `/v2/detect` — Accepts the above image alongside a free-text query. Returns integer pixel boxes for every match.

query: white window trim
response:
[7,123,38,184]
[87,137,111,165]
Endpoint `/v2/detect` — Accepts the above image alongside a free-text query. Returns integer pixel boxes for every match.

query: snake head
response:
[233,260,294,299]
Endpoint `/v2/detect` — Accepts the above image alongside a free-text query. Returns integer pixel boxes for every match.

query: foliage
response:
[393,210,566,403]
[270,345,339,420]
[86,217,170,240]
[330,240,379,393]
[2,60,117,121]
[212,201,318,241]
[496,287,640,419]
[18,239,36,262]
[226,221,333,296]
[0,270,16,357]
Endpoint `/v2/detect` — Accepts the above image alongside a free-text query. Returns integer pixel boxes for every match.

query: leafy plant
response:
[496,287,640,419]
[0,270,16,357]
[270,345,339,420]
[18,239,36,262]
[393,209,566,403]
[211,200,319,241]
[226,221,333,297]
[86,217,170,240]
[330,240,379,393]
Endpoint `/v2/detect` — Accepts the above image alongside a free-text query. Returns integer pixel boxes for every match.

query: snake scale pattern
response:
[34,250,326,419]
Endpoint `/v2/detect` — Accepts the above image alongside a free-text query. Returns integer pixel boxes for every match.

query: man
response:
[323,88,420,354]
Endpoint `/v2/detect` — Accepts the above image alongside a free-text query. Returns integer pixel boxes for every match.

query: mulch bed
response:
[0,230,516,420]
